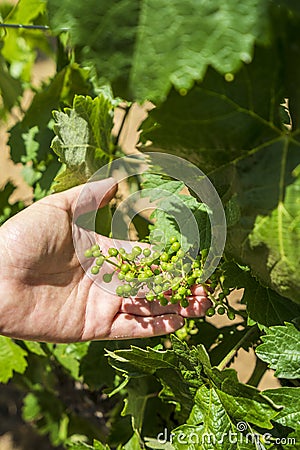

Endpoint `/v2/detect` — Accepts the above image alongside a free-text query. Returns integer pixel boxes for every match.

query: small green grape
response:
[227,310,236,320]
[155,275,164,285]
[160,252,169,262]
[108,247,118,257]
[178,286,187,296]
[95,256,105,267]
[91,266,99,275]
[176,249,185,258]
[126,253,135,261]
[143,248,151,257]
[201,248,208,258]
[171,255,178,263]
[116,286,124,296]
[193,268,202,278]
[218,292,225,301]
[161,262,169,271]
[103,273,113,283]
[121,263,130,273]
[144,257,153,266]
[123,284,132,295]
[154,285,163,294]
[180,298,189,308]
[84,249,93,258]
[138,273,148,282]
[125,272,135,282]
[187,276,196,286]
[217,306,226,315]
[132,246,142,256]
[163,281,171,291]
[192,261,200,269]
[166,263,174,272]
[152,251,160,260]
[158,295,168,306]
[119,248,126,256]
[118,272,125,280]
[171,241,181,252]
[146,293,155,302]
[172,293,182,302]
[170,295,179,304]
[210,281,218,290]
[93,250,101,257]
[223,288,230,296]
[144,269,154,278]
[182,263,191,272]
[91,244,100,252]
[169,236,178,244]
[206,307,215,317]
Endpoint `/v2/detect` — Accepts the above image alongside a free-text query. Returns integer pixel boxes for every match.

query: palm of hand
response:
[0,180,210,343]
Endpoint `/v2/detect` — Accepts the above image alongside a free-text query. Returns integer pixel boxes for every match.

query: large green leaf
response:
[141,173,211,251]
[47,0,270,102]
[172,387,258,450]
[255,323,300,379]
[0,337,28,383]
[108,335,279,437]
[51,92,116,191]
[222,261,300,326]
[141,30,300,303]
[263,387,300,450]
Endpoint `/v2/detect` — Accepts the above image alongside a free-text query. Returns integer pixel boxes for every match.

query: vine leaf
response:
[51,92,116,191]
[0,337,28,383]
[141,36,300,304]
[263,387,300,449]
[47,0,270,102]
[222,261,300,326]
[108,335,280,438]
[141,173,210,251]
[255,323,300,379]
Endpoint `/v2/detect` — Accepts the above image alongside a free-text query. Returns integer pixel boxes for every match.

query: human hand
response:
[0,178,211,343]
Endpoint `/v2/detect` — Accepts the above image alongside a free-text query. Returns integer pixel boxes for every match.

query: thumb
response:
[46,178,118,219]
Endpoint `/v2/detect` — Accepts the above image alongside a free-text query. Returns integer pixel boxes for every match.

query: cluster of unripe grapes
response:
[84,236,235,319]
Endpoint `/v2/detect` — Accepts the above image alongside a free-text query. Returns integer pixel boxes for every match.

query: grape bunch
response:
[84,237,235,319]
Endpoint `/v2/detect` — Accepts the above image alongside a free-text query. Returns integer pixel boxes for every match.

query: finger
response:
[177,296,212,317]
[105,313,184,339]
[45,178,118,218]
[190,284,207,296]
[120,293,211,317]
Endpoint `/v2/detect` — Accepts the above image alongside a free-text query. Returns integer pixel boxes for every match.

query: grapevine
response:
[85,236,236,319]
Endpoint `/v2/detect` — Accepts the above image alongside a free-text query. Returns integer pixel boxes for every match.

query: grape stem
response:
[246,357,268,387]
[217,325,259,371]
[105,258,122,269]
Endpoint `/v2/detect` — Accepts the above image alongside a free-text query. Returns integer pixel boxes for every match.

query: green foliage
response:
[0,182,24,225]
[255,323,300,379]
[141,38,300,304]
[222,261,300,326]
[0,336,27,382]
[51,92,117,191]
[47,0,270,102]
[263,387,300,450]
[0,1,300,450]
